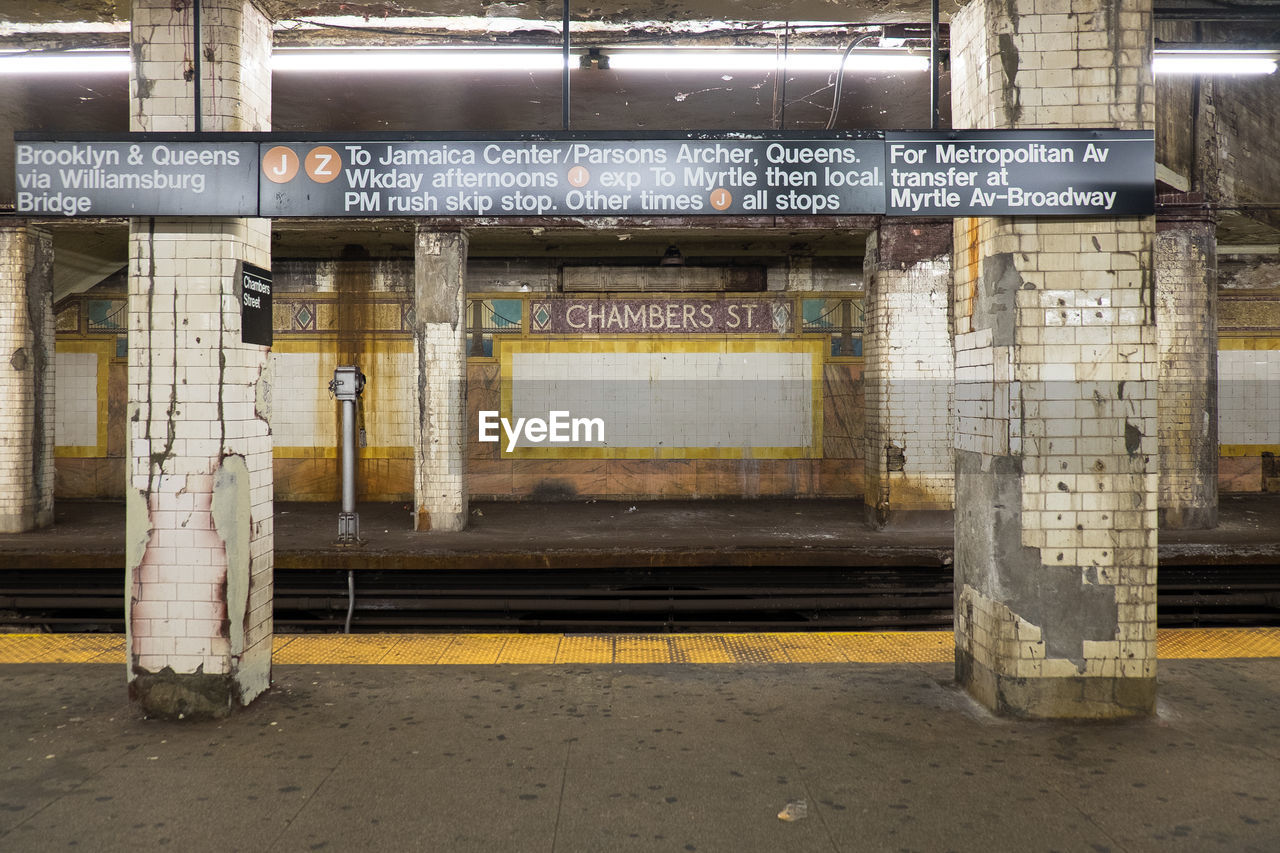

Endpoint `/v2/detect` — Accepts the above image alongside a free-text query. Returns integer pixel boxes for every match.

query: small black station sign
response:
[236,261,272,347]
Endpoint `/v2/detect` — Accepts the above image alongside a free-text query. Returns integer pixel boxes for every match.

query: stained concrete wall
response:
[1156,203,1218,529]
[125,0,273,718]
[413,229,470,531]
[862,221,954,526]
[950,0,1158,719]
[0,226,54,532]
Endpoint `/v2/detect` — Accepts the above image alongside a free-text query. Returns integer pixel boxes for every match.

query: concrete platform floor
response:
[3,656,1279,852]
[1,494,1278,570]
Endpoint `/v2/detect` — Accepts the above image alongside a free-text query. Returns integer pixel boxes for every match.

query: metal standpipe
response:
[329,365,366,545]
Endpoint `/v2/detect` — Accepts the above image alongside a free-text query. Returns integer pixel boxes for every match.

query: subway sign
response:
[14,130,1153,218]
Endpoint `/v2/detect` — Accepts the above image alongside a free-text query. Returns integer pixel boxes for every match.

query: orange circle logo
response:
[567,165,590,187]
[709,188,733,211]
[262,146,299,183]
[305,146,342,183]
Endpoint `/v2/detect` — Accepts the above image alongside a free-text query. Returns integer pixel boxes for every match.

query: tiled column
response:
[950,0,1157,718]
[413,228,469,532]
[862,220,955,527]
[127,0,273,718]
[1157,197,1218,529]
[0,225,54,533]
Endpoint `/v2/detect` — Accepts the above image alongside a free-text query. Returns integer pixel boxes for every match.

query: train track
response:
[2,565,1278,633]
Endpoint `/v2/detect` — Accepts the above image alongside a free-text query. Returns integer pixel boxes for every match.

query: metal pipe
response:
[778,23,790,130]
[562,0,570,130]
[342,397,356,515]
[930,0,940,130]
[345,570,355,633]
[332,366,362,543]
[193,0,202,132]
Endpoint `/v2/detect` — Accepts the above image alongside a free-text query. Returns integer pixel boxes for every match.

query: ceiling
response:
[3,1,961,28]
[1,3,949,278]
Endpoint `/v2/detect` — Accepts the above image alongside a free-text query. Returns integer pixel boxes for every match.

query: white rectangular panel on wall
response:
[1219,349,1280,445]
[55,351,98,448]
[502,342,822,457]
[270,351,324,447]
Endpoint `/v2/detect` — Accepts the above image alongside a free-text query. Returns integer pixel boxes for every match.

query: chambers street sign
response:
[14,130,1154,218]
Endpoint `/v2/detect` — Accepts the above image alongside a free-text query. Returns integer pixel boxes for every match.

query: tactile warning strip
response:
[2,628,1280,666]
[1157,627,1280,660]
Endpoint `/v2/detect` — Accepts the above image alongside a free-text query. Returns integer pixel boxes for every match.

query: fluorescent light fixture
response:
[606,48,929,73]
[272,48,565,73]
[3,45,1276,78]
[1153,50,1277,75]
[0,49,129,74]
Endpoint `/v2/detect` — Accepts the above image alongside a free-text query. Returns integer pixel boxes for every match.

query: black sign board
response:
[14,140,259,216]
[236,261,272,347]
[884,130,1154,216]
[257,138,887,218]
[14,131,1155,219]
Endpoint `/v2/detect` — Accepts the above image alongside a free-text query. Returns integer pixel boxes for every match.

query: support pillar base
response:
[415,508,466,532]
[129,667,262,720]
[0,507,53,534]
[955,646,1155,720]
[865,505,954,531]
[1159,505,1218,531]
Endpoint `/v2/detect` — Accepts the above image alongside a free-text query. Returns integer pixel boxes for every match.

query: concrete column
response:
[0,225,54,533]
[127,0,273,718]
[1157,197,1218,529]
[950,0,1157,718]
[413,228,469,532]
[862,220,955,527]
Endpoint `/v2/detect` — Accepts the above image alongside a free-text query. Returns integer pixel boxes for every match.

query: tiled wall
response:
[125,0,275,700]
[54,350,99,448]
[1217,285,1280,491]
[269,351,325,448]
[0,225,54,532]
[52,285,1280,501]
[950,0,1158,715]
[1219,348,1280,445]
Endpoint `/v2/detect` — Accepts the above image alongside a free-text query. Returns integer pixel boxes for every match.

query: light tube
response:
[1153,51,1277,75]
[272,48,565,73]
[3,46,1277,77]
[0,49,129,74]
[605,48,930,73]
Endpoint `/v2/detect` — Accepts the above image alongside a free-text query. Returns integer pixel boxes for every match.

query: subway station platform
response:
[2,494,1279,571]
[2,629,1280,852]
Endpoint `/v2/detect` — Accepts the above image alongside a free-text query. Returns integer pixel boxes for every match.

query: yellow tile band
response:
[3,628,1280,666]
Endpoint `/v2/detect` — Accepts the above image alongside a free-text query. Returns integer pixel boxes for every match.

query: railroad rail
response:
[2,565,1278,633]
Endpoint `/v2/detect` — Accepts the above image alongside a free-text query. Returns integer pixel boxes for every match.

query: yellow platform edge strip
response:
[2,628,1280,666]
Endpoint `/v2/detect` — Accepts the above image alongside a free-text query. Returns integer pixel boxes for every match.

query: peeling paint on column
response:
[0,226,54,533]
[996,0,1022,125]
[25,229,53,529]
[254,359,272,424]
[979,252,1020,347]
[950,0,1157,716]
[124,483,153,674]
[124,0,275,719]
[413,228,469,532]
[212,453,269,702]
[1156,211,1218,528]
[863,222,954,527]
